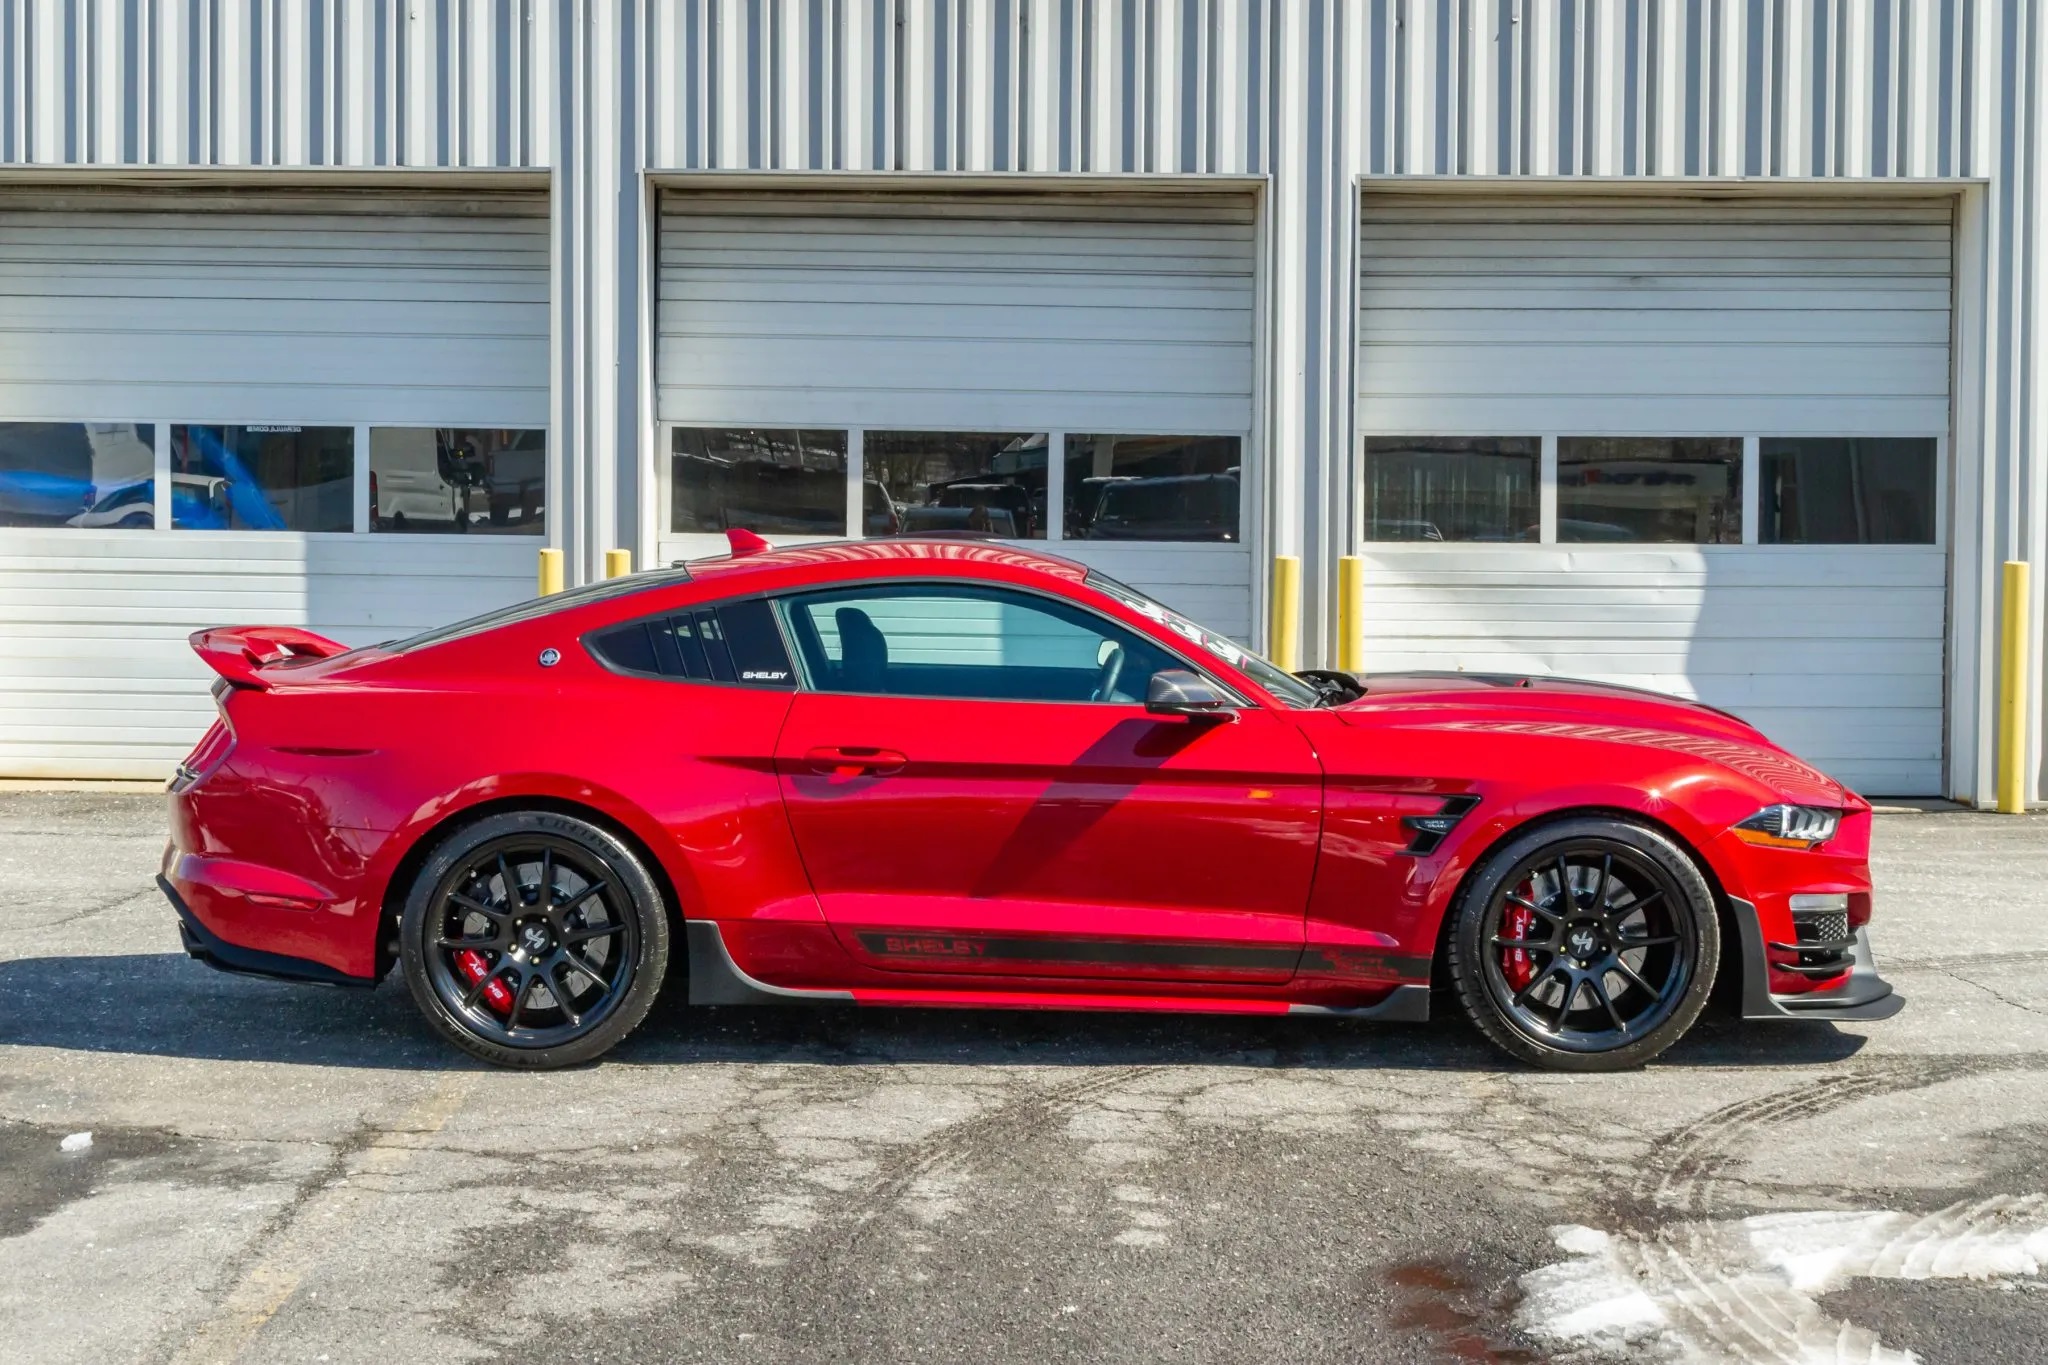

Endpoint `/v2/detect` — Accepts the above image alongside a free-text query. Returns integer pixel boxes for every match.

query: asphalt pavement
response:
[2,793,2046,1363]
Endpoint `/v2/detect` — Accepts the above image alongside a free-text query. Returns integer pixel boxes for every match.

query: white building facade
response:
[0,1,2041,803]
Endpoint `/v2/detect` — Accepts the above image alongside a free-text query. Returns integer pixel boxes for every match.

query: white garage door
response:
[0,187,550,779]
[1356,194,1951,796]
[654,189,1259,639]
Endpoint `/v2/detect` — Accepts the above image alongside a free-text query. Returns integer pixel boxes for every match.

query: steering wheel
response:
[1091,642,1127,703]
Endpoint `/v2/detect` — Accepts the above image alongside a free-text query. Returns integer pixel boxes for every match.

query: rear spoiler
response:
[190,626,351,689]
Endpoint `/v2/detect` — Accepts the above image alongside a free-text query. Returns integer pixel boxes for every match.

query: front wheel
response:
[399,811,670,1069]
[1446,816,1719,1071]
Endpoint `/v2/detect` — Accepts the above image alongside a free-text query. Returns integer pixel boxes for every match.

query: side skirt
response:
[683,919,1431,1020]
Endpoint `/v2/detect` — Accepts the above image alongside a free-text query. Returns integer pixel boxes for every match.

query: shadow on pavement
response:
[0,951,1867,1072]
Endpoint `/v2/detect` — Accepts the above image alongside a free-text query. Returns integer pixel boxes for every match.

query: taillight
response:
[170,717,235,793]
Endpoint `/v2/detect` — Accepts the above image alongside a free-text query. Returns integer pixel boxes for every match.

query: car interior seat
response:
[835,606,889,692]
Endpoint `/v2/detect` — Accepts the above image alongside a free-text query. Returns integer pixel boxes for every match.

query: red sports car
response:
[160,534,1901,1070]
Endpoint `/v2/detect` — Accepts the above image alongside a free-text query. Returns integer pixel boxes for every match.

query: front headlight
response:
[1733,804,1841,849]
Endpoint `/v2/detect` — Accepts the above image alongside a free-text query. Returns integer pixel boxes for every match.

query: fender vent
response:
[1401,795,1480,855]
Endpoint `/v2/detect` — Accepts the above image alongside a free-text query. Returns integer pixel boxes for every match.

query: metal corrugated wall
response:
[1,0,2043,800]
[0,0,547,167]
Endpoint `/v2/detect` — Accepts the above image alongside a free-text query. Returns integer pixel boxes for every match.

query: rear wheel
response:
[1446,816,1718,1071]
[399,811,669,1069]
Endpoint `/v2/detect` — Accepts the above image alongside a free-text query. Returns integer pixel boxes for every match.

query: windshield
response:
[1084,571,1324,708]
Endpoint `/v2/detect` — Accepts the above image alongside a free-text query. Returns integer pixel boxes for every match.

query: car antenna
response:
[725,527,771,558]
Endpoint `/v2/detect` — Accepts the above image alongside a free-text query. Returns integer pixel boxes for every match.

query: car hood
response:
[1331,671,1859,808]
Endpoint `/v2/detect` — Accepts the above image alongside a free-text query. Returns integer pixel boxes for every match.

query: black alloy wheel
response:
[399,811,669,1068]
[1448,816,1719,1071]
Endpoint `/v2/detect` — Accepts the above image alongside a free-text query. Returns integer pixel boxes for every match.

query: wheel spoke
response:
[1595,853,1615,910]
[540,848,555,904]
[565,919,626,946]
[1556,855,1576,910]
[548,966,584,1027]
[564,947,615,992]
[1512,892,1564,923]
[1513,962,1564,1012]
[460,958,512,1011]
[1589,971,1628,1033]
[1549,970,1579,1027]
[1616,934,1679,950]
[505,970,538,1030]
[448,891,506,922]
[1610,957,1660,999]
[1490,934,1551,949]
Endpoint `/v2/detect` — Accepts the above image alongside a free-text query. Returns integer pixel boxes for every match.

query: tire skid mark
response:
[840,1064,1167,1240]
[767,1064,1167,1332]
[1633,1057,2021,1218]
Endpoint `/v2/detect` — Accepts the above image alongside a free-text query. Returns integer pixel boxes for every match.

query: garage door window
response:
[866,432,1047,540]
[1363,437,1538,542]
[1063,435,1242,542]
[171,425,353,532]
[1760,438,1937,544]
[670,428,848,537]
[0,422,157,529]
[1558,438,1742,544]
[369,428,546,535]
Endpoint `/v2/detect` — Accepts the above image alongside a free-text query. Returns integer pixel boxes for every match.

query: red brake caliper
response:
[456,949,516,1016]
[1501,893,1536,992]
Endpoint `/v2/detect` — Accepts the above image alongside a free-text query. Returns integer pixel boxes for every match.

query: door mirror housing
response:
[1145,669,1236,719]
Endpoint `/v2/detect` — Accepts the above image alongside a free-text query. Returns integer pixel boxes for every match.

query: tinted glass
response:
[1557,437,1742,544]
[0,422,156,528]
[1084,571,1321,709]
[586,599,795,687]
[1064,435,1242,542]
[1760,438,1937,544]
[171,425,353,531]
[779,584,1178,703]
[370,427,545,534]
[671,428,848,536]
[1363,436,1539,542]
[864,431,1046,539]
[720,598,798,687]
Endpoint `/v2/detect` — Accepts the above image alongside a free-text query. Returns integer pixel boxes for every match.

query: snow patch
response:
[1517,1195,2048,1364]
[58,1131,91,1154]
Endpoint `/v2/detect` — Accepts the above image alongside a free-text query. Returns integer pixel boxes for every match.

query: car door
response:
[769,580,1323,984]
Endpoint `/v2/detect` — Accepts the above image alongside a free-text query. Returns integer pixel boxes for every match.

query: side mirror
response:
[1145,669,1236,719]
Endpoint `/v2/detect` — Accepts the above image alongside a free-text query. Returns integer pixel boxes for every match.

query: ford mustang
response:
[160,533,1901,1070]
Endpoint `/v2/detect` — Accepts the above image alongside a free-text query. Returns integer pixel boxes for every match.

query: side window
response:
[777,584,1184,703]
[585,598,796,689]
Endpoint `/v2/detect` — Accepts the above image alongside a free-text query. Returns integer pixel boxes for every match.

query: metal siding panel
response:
[656,190,1256,432]
[1358,194,1954,436]
[1353,544,1950,795]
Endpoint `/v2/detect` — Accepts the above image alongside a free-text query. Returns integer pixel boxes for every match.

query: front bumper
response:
[1729,895,1903,1022]
[159,874,374,988]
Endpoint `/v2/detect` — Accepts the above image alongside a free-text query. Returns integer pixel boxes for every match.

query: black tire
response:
[399,810,670,1069]
[1446,816,1719,1071]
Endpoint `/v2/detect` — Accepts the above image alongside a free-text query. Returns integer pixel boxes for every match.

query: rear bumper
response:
[1730,895,1903,1022]
[159,874,374,988]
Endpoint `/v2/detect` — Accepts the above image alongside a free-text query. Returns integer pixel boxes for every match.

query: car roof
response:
[682,535,1090,585]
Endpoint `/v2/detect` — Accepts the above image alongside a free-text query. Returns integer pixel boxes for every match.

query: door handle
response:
[804,745,908,777]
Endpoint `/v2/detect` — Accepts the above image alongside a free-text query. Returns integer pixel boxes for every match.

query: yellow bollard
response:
[604,548,633,579]
[1336,555,1365,674]
[1269,555,1301,673]
[537,547,564,597]
[1997,559,2031,813]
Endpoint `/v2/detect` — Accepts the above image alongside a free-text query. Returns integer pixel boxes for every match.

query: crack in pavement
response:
[157,1076,474,1365]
